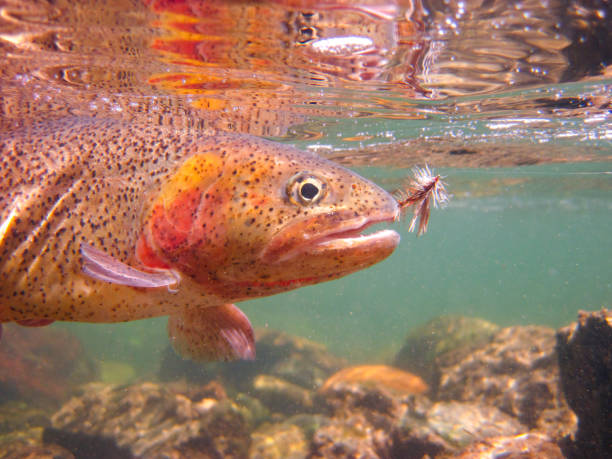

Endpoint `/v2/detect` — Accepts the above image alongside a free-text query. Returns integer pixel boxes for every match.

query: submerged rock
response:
[0,403,50,436]
[391,396,453,459]
[319,378,403,428]
[253,374,314,415]
[393,315,500,395]
[0,441,75,459]
[316,366,527,458]
[316,374,429,458]
[310,414,391,459]
[320,365,428,397]
[249,423,309,459]
[454,432,564,459]
[426,401,523,446]
[42,428,132,459]
[0,325,97,405]
[48,382,251,458]
[437,325,576,438]
[392,398,523,458]
[556,309,612,459]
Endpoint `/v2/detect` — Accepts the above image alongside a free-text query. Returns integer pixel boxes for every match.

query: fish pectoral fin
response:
[80,242,180,289]
[168,304,255,361]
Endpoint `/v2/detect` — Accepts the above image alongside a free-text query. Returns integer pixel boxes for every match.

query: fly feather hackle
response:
[394,165,448,235]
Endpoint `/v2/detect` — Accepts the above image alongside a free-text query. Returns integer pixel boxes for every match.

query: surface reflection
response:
[0,0,610,164]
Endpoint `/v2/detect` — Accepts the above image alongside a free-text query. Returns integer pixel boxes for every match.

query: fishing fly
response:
[394,165,448,235]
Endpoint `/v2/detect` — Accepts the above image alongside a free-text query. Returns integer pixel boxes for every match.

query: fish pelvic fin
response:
[168,304,255,361]
[80,242,181,290]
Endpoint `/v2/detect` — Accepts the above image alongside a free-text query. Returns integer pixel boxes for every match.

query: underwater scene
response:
[0,0,611,457]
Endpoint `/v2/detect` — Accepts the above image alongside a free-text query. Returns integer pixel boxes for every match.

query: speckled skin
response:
[0,118,400,332]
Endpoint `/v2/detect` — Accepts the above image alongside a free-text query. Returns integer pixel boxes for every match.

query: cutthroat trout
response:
[0,118,400,360]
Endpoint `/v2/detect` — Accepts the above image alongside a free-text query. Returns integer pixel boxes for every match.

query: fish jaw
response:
[261,210,400,264]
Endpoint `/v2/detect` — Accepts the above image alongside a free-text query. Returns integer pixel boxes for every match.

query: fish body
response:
[0,118,400,360]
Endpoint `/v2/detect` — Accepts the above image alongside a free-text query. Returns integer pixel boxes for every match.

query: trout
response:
[0,118,400,360]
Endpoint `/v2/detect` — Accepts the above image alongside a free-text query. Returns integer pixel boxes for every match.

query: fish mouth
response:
[262,209,400,264]
[309,223,399,257]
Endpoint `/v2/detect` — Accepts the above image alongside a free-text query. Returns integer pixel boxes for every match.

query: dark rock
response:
[252,374,314,416]
[0,325,97,405]
[50,382,251,458]
[42,427,132,459]
[314,382,417,459]
[391,395,452,459]
[437,325,576,438]
[318,380,402,430]
[393,315,500,395]
[556,309,612,459]
[454,432,564,458]
[390,422,448,459]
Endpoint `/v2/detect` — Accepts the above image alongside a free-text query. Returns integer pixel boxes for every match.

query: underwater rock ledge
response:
[556,308,612,459]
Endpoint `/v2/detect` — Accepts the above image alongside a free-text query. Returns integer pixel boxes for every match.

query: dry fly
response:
[394,165,448,235]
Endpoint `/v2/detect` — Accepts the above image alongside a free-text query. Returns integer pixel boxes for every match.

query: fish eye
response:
[287,172,327,205]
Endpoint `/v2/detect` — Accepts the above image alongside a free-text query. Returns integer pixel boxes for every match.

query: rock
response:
[393,315,500,395]
[556,309,612,459]
[0,441,75,459]
[42,428,131,459]
[391,399,523,458]
[235,393,271,426]
[318,379,402,429]
[0,325,97,405]
[316,373,526,458]
[426,401,523,446]
[391,396,452,459]
[0,403,51,436]
[437,325,576,437]
[249,423,308,459]
[310,414,391,459]
[314,379,411,459]
[316,377,442,459]
[253,375,314,415]
[284,414,330,442]
[320,365,428,396]
[49,382,251,458]
[159,329,345,393]
[454,432,564,458]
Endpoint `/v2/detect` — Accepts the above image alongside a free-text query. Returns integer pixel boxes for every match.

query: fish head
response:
[140,135,400,300]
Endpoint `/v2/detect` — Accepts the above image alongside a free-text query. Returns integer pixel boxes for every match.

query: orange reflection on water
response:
[144,0,429,134]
